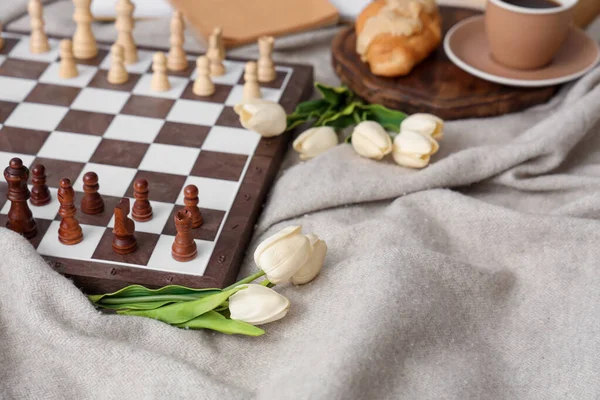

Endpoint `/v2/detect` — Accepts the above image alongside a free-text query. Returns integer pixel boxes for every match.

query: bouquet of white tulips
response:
[89,226,326,336]
[287,83,445,168]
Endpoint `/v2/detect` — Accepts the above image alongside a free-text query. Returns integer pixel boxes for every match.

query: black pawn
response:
[81,172,104,215]
[30,164,51,206]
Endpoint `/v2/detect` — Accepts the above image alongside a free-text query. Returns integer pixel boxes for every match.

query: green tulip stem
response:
[223,270,266,291]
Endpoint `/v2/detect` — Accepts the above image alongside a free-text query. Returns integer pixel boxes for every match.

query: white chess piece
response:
[193,56,215,97]
[59,39,78,79]
[108,44,129,84]
[115,0,137,64]
[258,36,276,83]
[243,61,261,101]
[167,11,188,71]
[151,52,171,92]
[213,26,226,61]
[28,0,50,54]
[72,0,98,60]
[207,34,225,77]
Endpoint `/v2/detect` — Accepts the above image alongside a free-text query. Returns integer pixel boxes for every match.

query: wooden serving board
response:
[331,7,558,120]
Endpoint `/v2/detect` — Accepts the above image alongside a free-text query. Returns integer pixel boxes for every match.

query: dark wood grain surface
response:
[331,7,558,120]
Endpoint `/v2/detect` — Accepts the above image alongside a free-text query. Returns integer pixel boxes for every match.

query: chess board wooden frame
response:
[0,29,313,294]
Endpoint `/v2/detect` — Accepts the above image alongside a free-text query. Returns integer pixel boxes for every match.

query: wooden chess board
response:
[0,32,313,294]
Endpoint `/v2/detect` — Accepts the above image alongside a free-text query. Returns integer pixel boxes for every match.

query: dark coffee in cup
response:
[500,0,561,9]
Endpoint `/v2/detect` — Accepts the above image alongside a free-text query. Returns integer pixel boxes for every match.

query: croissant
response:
[355,0,442,77]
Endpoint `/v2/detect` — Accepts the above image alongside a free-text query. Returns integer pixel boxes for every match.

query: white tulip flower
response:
[392,130,439,169]
[292,234,327,285]
[234,99,287,137]
[351,121,393,160]
[254,226,312,284]
[229,284,290,326]
[401,113,444,140]
[293,127,338,160]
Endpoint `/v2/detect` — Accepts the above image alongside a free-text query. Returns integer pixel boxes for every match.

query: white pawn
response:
[167,11,188,71]
[151,52,171,92]
[207,34,225,77]
[258,36,276,83]
[115,0,137,64]
[59,39,78,79]
[108,44,128,84]
[243,61,261,101]
[28,0,50,54]
[193,56,214,97]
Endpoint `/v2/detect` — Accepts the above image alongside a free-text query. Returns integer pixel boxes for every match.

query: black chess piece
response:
[4,158,37,239]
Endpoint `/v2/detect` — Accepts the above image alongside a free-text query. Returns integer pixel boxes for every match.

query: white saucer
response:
[444,15,600,87]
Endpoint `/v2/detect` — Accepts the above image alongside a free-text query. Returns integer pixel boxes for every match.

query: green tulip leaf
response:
[315,83,353,106]
[118,286,245,325]
[359,104,407,132]
[89,284,221,303]
[175,311,265,336]
[290,98,331,116]
[94,300,181,311]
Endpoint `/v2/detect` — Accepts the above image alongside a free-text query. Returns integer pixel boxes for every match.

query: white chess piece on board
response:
[151,52,171,92]
[258,36,276,83]
[207,34,225,77]
[213,26,225,61]
[167,11,188,71]
[59,39,79,79]
[193,56,215,97]
[72,0,98,59]
[115,0,138,64]
[243,61,261,101]
[108,44,129,84]
[28,0,50,54]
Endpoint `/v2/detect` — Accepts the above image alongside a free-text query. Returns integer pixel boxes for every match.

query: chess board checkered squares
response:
[0,186,60,221]
[0,55,6,67]
[8,37,60,63]
[133,74,188,99]
[39,62,98,88]
[145,235,215,276]
[202,126,261,156]
[0,76,37,102]
[4,102,68,131]
[166,99,223,126]
[190,60,246,86]
[176,176,239,212]
[224,85,282,107]
[71,87,131,115]
[37,221,106,260]
[72,163,137,198]
[0,102,17,124]
[103,114,164,144]
[98,49,154,75]
[37,131,102,163]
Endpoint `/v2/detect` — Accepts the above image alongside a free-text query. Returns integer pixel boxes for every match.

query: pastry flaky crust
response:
[355,0,442,77]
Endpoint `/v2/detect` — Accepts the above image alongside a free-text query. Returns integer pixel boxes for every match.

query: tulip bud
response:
[229,284,290,326]
[234,99,287,137]
[254,226,312,284]
[401,113,444,140]
[291,234,327,285]
[392,130,439,169]
[351,121,393,160]
[293,127,338,160]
